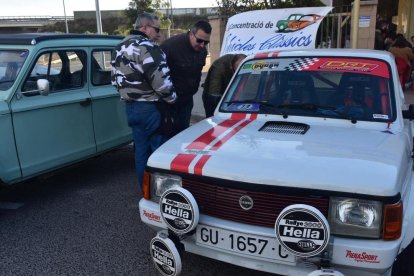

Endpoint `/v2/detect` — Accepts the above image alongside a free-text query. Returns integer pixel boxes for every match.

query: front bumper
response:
[140,198,399,276]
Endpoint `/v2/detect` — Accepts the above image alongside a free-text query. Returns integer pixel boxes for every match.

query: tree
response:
[216,0,325,17]
[124,0,154,27]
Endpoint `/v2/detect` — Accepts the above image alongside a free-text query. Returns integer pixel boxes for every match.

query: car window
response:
[92,50,112,86]
[22,50,86,95]
[220,57,394,122]
[0,50,28,91]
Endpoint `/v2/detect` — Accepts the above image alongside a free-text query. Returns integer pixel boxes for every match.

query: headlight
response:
[150,172,182,203]
[329,197,382,238]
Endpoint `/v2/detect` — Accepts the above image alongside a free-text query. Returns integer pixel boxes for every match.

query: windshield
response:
[0,50,29,91]
[220,57,394,122]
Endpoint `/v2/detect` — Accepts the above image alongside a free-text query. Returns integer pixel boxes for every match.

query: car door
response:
[89,49,131,152]
[10,48,96,178]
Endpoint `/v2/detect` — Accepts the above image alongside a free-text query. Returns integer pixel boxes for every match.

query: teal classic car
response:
[0,33,132,185]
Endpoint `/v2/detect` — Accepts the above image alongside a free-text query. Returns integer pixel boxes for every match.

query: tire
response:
[392,240,414,275]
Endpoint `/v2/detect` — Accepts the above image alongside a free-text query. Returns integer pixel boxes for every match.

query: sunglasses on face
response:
[193,34,209,45]
[148,25,160,33]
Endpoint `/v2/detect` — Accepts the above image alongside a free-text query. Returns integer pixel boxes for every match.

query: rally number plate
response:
[196,225,295,263]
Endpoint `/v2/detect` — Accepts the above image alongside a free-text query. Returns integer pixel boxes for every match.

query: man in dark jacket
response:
[161,20,212,134]
[111,12,176,188]
[202,54,246,117]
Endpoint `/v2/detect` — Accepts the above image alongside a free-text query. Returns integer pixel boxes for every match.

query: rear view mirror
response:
[37,79,50,96]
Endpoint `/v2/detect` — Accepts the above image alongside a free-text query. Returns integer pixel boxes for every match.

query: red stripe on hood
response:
[194,155,211,175]
[186,114,247,150]
[170,154,197,173]
[210,114,257,150]
[171,113,255,175]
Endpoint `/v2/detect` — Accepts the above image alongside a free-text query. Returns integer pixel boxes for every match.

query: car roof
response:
[247,48,396,64]
[0,33,123,45]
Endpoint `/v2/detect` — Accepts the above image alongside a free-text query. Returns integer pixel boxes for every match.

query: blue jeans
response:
[173,97,194,133]
[125,101,161,188]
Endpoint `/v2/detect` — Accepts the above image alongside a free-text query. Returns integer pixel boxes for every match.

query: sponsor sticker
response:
[224,103,260,112]
[160,187,199,234]
[143,209,162,223]
[319,61,378,72]
[150,232,182,276]
[252,61,279,70]
[373,114,389,120]
[275,204,330,257]
[345,250,380,264]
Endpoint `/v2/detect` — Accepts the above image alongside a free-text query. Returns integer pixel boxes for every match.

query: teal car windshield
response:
[0,50,28,91]
[220,57,395,122]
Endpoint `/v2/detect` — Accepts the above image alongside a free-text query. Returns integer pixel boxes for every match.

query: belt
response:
[123,99,158,104]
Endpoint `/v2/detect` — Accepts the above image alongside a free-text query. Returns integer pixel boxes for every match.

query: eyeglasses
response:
[193,34,210,45]
[148,25,160,33]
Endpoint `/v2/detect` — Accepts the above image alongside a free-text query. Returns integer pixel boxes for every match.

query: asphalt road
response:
[0,146,276,276]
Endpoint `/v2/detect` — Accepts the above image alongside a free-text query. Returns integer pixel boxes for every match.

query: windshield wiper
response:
[278,103,359,123]
[330,106,360,124]
[278,103,335,111]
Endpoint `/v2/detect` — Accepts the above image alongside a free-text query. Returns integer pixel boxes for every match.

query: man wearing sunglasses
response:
[111,12,176,189]
[161,20,212,134]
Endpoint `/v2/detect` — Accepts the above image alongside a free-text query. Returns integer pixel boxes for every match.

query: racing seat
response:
[281,73,318,105]
[336,73,385,119]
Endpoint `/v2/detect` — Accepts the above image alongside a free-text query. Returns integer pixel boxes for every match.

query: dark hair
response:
[191,20,212,34]
[134,12,158,30]
[231,54,247,68]
[393,36,409,48]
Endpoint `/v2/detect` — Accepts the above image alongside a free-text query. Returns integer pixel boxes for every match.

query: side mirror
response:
[37,79,50,96]
[403,104,414,120]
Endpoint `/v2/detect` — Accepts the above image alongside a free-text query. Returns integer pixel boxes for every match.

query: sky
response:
[0,0,217,17]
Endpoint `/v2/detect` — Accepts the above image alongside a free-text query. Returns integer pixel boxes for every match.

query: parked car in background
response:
[277,13,322,32]
[139,49,414,276]
[0,33,132,185]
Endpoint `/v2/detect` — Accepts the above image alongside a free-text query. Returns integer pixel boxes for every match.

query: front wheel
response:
[392,240,414,275]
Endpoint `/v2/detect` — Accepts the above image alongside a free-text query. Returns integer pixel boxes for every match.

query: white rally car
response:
[139,49,414,276]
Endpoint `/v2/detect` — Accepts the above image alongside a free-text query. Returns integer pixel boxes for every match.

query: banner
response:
[220,7,333,56]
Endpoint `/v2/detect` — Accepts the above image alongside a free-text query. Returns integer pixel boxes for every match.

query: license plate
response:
[196,224,295,263]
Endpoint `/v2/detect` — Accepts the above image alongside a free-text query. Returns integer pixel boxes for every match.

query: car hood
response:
[148,115,410,196]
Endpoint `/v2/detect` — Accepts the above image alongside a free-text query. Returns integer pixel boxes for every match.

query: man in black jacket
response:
[161,20,212,134]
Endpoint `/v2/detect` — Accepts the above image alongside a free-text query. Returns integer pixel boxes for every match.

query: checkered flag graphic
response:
[284,58,320,71]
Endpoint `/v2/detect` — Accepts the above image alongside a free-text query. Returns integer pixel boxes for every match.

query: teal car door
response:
[0,101,21,183]
[89,49,131,152]
[10,49,96,178]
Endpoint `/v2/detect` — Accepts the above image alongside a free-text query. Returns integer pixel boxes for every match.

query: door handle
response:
[80,98,91,107]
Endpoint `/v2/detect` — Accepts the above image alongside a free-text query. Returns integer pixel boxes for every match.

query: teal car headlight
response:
[150,172,182,203]
[329,197,382,238]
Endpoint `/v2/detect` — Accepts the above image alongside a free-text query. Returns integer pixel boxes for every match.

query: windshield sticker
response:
[286,57,390,78]
[319,60,378,72]
[373,114,389,120]
[242,58,390,78]
[225,103,260,112]
[252,61,280,70]
[283,58,320,71]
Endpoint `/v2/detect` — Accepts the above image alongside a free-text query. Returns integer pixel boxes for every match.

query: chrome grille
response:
[182,178,329,228]
[259,121,309,134]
